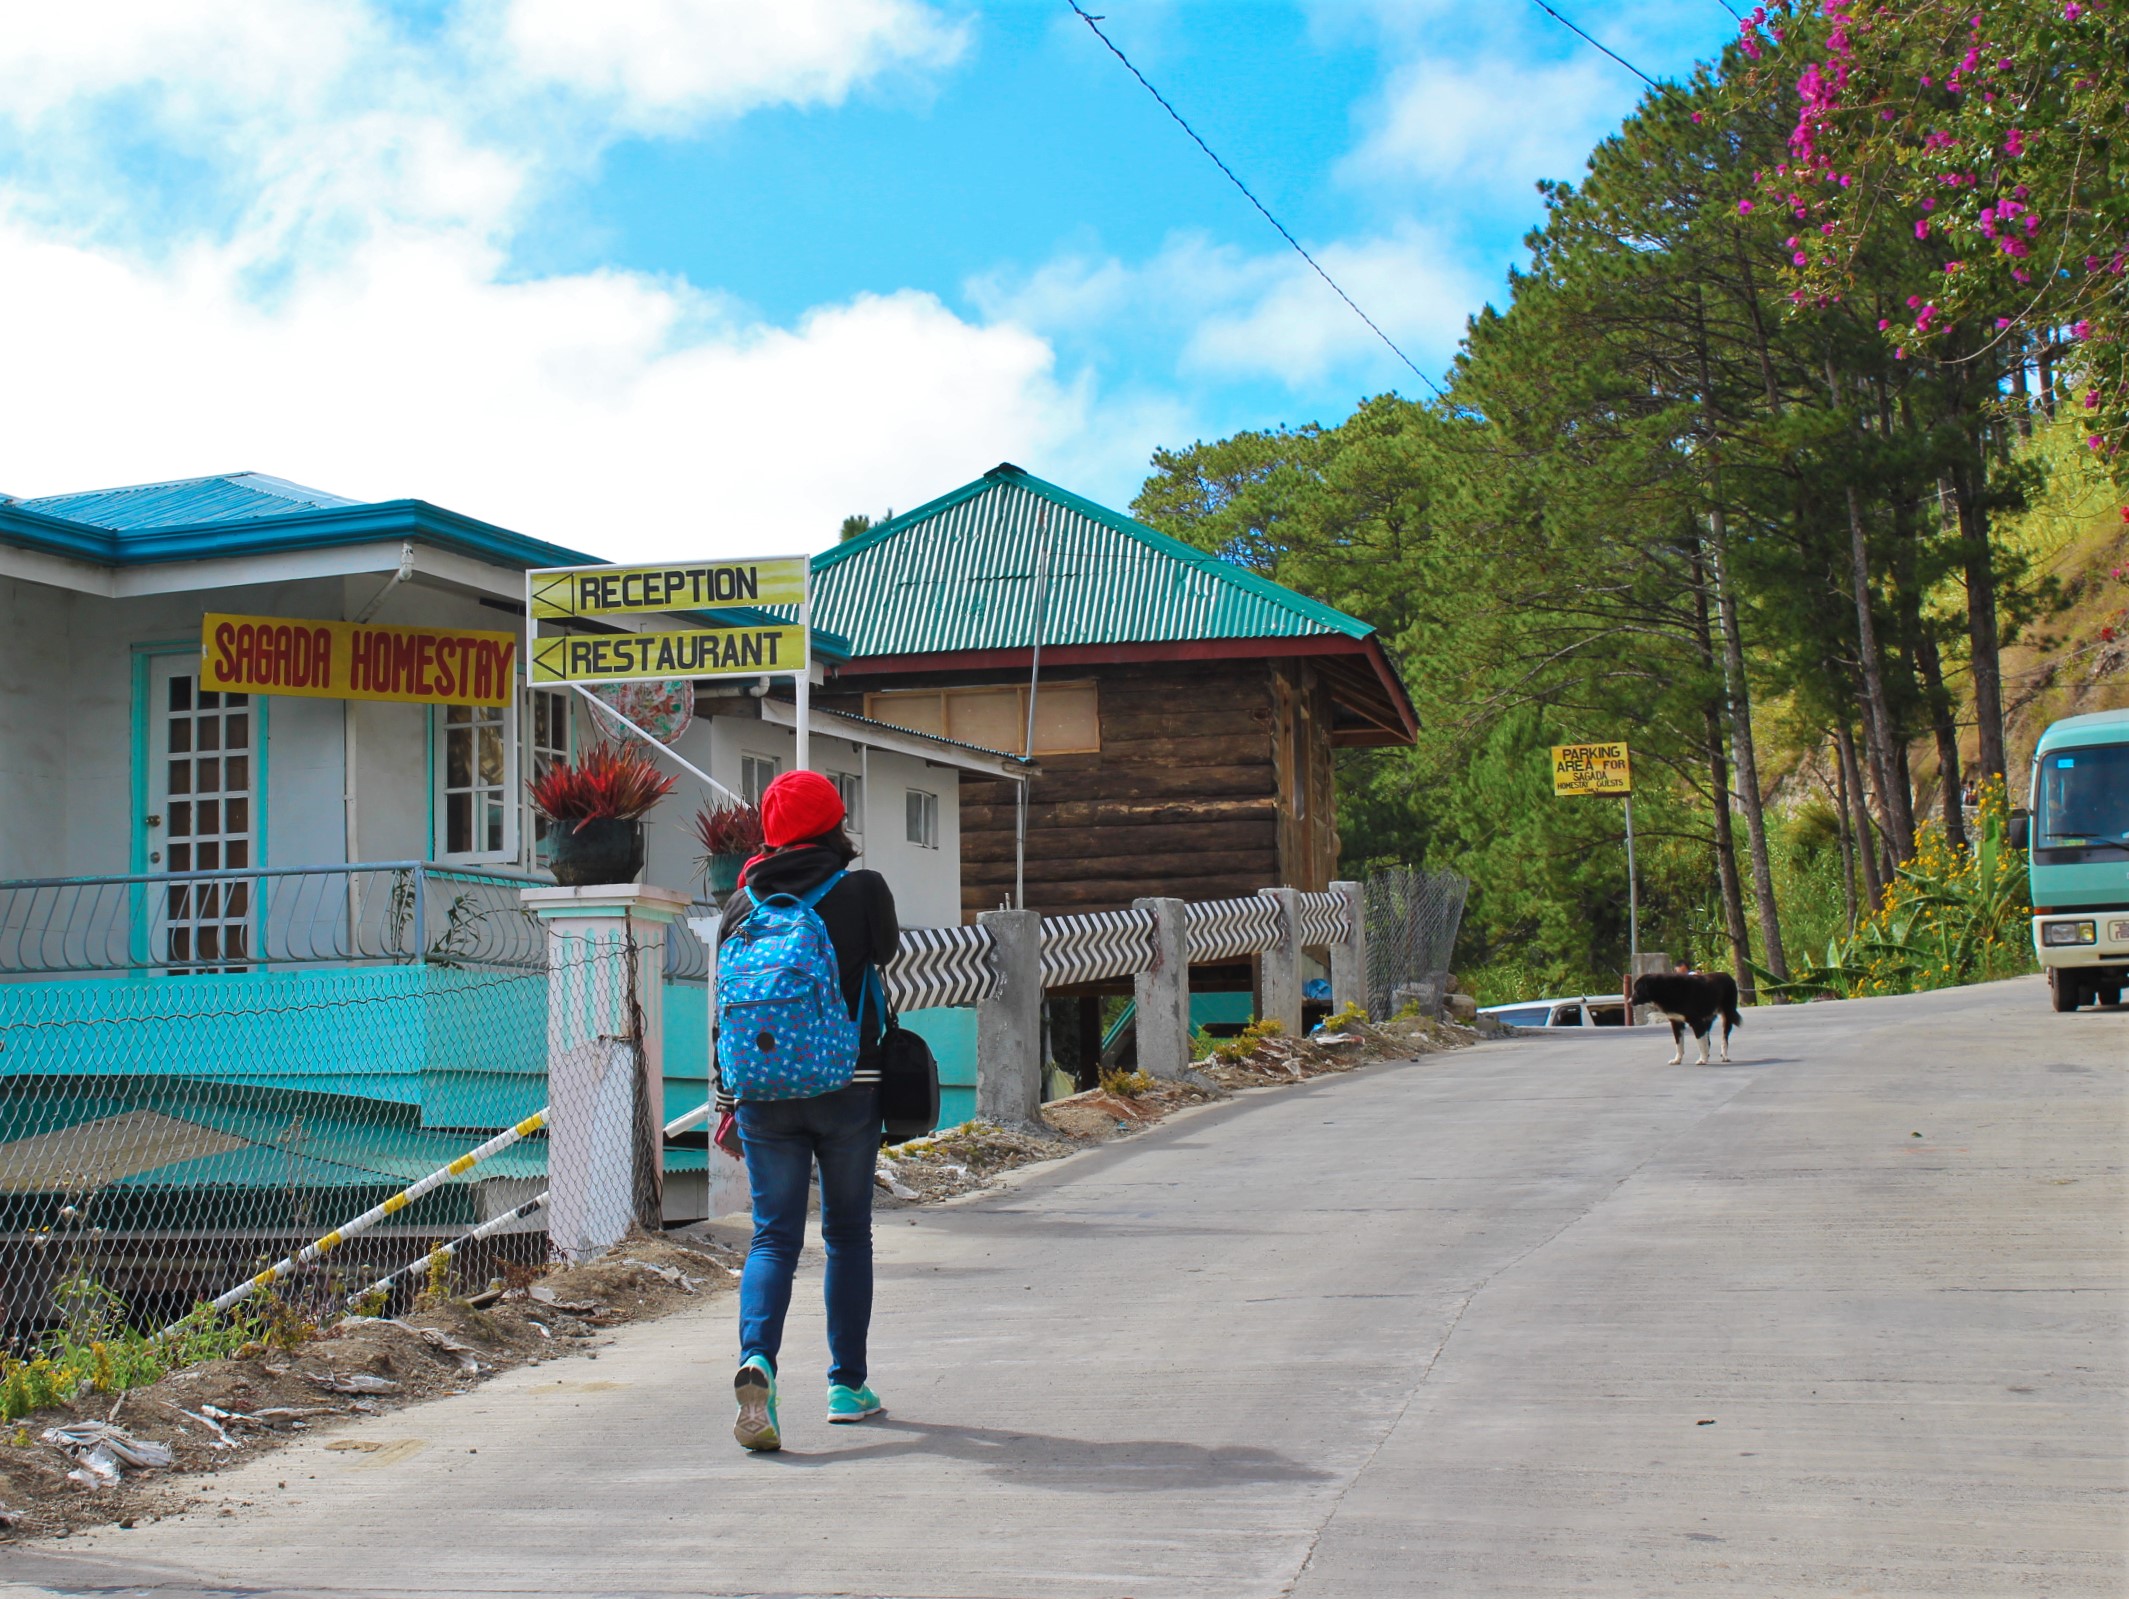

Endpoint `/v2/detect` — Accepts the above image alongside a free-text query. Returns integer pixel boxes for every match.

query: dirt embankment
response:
[0,1232,740,1544]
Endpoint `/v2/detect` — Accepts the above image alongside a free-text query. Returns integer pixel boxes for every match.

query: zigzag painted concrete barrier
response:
[885,924,1001,1010]
[1039,907,1157,988]
[1185,895,1286,964]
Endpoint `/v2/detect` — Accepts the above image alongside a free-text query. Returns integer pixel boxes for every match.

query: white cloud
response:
[972,229,1475,393]
[1182,228,1480,386]
[1343,55,1620,194]
[493,0,967,129]
[0,1,377,123]
[0,217,1087,558]
[0,0,1090,555]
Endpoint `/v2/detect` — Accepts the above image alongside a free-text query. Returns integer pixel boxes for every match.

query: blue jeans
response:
[735,1081,880,1390]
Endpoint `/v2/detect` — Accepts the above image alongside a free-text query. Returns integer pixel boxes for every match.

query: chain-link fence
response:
[0,932,693,1344]
[1363,866,1470,1019]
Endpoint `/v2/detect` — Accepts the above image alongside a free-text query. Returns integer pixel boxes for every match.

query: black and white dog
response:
[1630,971,1743,1065]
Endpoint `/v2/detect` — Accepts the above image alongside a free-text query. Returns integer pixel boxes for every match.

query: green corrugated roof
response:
[809,465,1374,657]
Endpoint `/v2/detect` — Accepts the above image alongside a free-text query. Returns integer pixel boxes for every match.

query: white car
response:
[1479,994,1630,1029]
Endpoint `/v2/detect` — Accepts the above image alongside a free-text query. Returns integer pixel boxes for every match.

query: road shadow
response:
[757,1416,1332,1493]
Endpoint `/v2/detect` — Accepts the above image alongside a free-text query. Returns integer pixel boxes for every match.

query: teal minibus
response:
[2010,706,2129,1011]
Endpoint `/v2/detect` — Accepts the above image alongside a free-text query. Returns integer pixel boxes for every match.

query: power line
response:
[1522,0,1661,88]
[1063,1,1447,402]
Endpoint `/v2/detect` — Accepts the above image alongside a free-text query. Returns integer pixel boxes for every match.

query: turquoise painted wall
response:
[899,1006,976,1131]
[662,978,711,1125]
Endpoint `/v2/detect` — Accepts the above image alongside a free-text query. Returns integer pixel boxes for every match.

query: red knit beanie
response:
[759,769,846,847]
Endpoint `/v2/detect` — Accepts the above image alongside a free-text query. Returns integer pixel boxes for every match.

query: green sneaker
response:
[826,1383,884,1423]
[733,1356,780,1452]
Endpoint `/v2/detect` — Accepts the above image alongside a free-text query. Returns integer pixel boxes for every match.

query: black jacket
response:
[717,845,901,1052]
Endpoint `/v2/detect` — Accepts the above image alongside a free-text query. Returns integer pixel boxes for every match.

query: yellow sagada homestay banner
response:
[529,626,806,686]
[527,557,808,619]
[1552,741,1632,796]
[200,614,519,707]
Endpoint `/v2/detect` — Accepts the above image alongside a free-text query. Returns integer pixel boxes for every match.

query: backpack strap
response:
[743,869,846,914]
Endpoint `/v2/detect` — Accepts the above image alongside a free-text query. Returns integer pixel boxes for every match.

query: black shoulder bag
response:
[868,970,940,1144]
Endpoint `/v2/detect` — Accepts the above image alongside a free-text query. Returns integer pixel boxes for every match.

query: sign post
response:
[1551,741,1638,969]
[525,556,813,770]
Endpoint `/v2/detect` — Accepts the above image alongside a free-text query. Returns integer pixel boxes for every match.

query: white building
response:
[0,474,1022,1280]
[0,471,1024,922]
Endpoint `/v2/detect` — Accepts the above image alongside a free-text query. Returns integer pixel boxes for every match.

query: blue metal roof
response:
[0,475,853,660]
[20,472,360,531]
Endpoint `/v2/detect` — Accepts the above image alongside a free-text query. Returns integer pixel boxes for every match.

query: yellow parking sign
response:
[1552,741,1631,796]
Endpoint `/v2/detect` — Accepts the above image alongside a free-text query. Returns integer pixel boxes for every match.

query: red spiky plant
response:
[527,743,677,833]
[692,801,764,858]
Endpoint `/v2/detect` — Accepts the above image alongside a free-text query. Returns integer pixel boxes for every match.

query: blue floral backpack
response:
[716,872,860,1101]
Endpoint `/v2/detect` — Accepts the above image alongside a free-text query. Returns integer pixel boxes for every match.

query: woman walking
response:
[712,769,898,1452]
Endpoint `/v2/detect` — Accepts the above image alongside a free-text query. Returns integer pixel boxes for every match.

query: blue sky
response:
[0,1,1734,557]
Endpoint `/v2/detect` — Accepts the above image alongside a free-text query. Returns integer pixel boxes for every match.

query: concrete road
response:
[5,978,2122,1598]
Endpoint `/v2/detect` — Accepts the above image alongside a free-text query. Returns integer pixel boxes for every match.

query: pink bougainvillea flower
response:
[2073,320,2092,339]
[1916,219,1931,239]
[1738,199,1754,215]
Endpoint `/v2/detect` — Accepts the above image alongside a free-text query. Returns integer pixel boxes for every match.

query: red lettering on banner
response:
[390,633,417,696]
[214,622,237,682]
[415,635,436,697]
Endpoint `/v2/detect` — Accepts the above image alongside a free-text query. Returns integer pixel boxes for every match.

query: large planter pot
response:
[705,852,749,897]
[549,818,646,886]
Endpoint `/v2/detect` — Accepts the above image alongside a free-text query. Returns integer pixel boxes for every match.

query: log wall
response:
[824,658,1342,921]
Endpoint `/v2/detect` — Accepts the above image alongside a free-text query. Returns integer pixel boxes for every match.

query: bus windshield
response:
[2036,744,2129,848]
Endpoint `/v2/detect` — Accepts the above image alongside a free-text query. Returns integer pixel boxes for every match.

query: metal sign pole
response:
[1624,793,1640,971]
[795,590,812,773]
[571,682,744,804]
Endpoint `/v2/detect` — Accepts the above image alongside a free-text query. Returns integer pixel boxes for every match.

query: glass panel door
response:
[147,657,255,973]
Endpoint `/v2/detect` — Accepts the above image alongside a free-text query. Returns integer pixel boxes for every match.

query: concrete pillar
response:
[1327,879,1368,1017]
[976,908,1043,1127]
[1133,896,1191,1080]
[1257,887,1304,1037]
[687,913,751,1219]
[524,883,691,1261]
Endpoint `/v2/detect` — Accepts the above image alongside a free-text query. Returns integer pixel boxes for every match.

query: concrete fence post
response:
[1328,879,1368,1016]
[1133,897,1191,1080]
[976,908,1043,1127]
[1258,886,1304,1037]
[523,883,690,1261]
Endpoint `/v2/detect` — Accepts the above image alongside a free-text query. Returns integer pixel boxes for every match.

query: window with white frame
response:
[438,703,513,861]
[741,752,781,806]
[905,788,939,849]
[528,688,572,859]
[832,771,863,835]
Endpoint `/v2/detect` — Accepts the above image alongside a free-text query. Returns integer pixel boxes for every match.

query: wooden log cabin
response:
[812,465,1416,921]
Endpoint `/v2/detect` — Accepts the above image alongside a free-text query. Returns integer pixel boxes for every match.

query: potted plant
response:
[528,743,677,886]
[694,801,764,897]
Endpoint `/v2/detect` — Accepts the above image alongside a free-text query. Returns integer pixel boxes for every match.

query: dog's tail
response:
[1722,978,1743,1031]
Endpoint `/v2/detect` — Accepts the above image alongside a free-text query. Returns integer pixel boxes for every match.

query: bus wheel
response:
[2097,985,2123,1009]
[2049,969,2085,1012]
